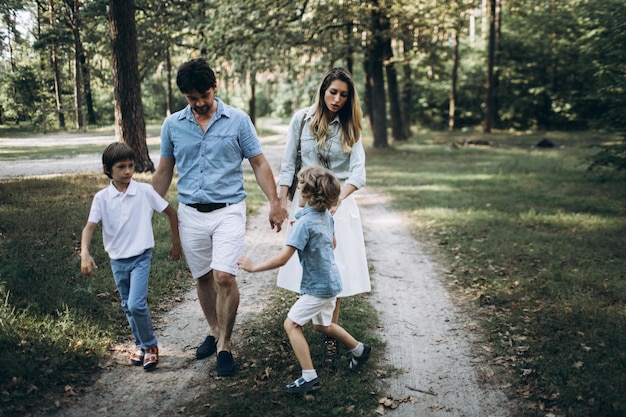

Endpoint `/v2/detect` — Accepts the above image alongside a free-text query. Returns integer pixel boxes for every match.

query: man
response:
[152,58,287,376]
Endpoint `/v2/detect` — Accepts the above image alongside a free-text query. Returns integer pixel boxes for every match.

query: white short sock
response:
[302,369,318,382]
[351,342,364,357]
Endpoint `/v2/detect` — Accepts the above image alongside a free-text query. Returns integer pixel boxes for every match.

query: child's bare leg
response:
[314,323,372,371]
[284,318,314,370]
[313,323,358,350]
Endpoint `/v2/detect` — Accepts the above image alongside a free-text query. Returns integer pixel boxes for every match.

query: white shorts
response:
[178,201,246,278]
[287,294,337,327]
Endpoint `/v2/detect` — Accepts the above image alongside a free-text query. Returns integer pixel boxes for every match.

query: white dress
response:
[276,190,371,297]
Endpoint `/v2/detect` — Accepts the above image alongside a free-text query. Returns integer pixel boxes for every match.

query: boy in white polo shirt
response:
[80,142,182,371]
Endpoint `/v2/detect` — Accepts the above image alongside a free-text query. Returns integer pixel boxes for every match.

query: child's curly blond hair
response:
[297,166,341,211]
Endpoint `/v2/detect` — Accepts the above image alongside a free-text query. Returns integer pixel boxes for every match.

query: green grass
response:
[183,290,382,416]
[0,165,382,416]
[365,130,626,417]
[0,174,192,416]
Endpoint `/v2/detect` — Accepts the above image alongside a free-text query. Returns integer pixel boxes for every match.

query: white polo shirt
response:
[87,179,169,260]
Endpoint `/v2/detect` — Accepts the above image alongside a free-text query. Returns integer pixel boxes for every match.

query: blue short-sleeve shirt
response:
[286,206,342,298]
[160,98,263,205]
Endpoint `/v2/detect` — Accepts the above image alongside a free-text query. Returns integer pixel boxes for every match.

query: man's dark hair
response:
[102,142,135,179]
[176,58,216,94]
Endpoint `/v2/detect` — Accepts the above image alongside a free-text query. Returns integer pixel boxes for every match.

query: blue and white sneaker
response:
[283,377,321,394]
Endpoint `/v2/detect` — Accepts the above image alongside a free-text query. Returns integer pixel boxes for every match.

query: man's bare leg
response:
[212,270,240,353]
[197,271,220,340]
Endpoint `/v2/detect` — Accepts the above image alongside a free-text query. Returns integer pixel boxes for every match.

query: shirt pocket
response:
[206,134,242,162]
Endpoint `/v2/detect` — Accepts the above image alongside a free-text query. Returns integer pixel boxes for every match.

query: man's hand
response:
[269,202,289,233]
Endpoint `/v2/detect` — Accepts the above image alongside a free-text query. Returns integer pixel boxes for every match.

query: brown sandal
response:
[130,348,144,366]
[143,346,159,371]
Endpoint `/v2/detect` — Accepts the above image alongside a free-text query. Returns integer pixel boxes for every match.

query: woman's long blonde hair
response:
[309,67,363,152]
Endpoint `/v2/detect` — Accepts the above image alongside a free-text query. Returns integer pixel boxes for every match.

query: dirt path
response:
[3,133,515,416]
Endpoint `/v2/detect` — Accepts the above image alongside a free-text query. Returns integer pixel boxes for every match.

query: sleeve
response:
[86,192,103,225]
[239,112,263,159]
[346,137,366,189]
[278,109,308,187]
[145,184,170,212]
[285,218,309,251]
[160,116,174,159]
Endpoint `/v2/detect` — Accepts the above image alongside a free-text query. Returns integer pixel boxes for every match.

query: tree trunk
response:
[384,30,403,141]
[483,0,496,133]
[81,51,97,125]
[400,31,413,140]
[365,2,388,149]
[248,70,256,125]
[70,0,84,130]
[108,0,153,172]
[386,61,403,141]
[449,30,459,131]
[48,0,65,129]
[165,46,173,116]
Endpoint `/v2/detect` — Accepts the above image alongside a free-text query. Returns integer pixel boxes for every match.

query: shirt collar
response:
[178,97,230,122]
[295,205,323,219]
[105,178,137,197]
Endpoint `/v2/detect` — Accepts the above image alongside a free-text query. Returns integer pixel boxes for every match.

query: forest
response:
[1,2,626,416]
[1,0,625,163]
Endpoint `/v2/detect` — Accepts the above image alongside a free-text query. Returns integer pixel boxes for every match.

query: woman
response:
[277,67,370,326]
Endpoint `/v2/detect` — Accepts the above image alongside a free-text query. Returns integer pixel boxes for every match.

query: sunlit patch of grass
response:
[366,131,626,417]
[0,144,161,161]
[519,208,624,232]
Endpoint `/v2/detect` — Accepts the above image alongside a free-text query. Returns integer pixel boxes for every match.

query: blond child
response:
[238,166,371,393]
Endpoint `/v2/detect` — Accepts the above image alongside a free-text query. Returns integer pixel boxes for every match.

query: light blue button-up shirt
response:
[160,98,262,205]
[286,206,342,298]
[278,108,366,190]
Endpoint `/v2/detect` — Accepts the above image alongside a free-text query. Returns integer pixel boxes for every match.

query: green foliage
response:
[3,0,626,135]
[0,64,44,124]
[366,130,626,417]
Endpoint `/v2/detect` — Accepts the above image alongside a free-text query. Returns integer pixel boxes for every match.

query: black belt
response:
[187,203,229,213]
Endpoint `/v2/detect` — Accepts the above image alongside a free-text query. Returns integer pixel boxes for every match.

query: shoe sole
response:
[284,384,321,394]
[143,363,158,372]
[284,379,321,394]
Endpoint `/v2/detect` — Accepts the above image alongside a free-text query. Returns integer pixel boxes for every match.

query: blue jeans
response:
[110,249,157,349]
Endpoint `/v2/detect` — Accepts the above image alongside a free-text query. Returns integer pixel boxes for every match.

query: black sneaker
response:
[283,377,321,394]
[196,335,217,360]
[216,351,236,376]
[349,344,371,371]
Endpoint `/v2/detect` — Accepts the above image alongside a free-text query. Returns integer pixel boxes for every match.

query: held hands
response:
[237,255,255,272]
[269,200,289,233]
